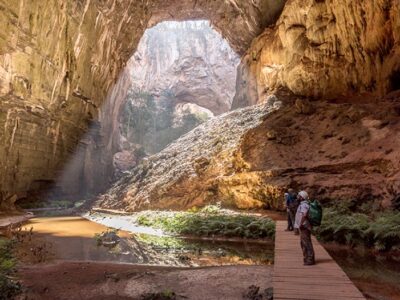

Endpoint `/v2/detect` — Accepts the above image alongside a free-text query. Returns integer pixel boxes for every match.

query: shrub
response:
[135,205,275,239]
[315,208,400,251]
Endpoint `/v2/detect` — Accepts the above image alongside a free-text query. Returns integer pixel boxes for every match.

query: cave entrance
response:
[112,20,239,175]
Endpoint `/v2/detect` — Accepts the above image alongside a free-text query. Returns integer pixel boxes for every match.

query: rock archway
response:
[1,0,400,210]
[0,0,285,208]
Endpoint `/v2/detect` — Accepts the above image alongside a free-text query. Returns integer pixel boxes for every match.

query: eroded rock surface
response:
[1,0,400,210]
[0,0,284,208]
[233,0,400,107]
[98,100,284,211]
[129,21,239,115]
[100,94,400,211]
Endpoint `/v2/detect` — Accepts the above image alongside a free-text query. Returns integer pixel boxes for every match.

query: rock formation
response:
[99,94,400,211]
[233,0,400,108]
[129,21,239,115]
[0,0,284,208]
[1,0,400,211]
[98,100,283,211]
[115,20,237,159]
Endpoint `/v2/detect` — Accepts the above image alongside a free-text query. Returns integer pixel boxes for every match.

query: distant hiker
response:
[294,190,315,266]
[284,189,298,231]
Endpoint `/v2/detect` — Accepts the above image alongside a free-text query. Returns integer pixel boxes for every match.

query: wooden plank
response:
[273,221,365,300]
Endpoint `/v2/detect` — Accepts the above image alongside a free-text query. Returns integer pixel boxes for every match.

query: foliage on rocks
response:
[315,202,400,251]
[135,204,275,239]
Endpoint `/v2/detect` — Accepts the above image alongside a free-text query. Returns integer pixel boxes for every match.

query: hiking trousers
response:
[300,227,315,264]
[288,208,296,229]
[287,210,293,230]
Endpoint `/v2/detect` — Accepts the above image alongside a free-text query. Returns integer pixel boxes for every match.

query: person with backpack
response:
[284,189,298,232]
[294,190,315,265]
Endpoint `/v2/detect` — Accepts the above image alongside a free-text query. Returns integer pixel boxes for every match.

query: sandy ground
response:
[16,262,272,300]
[0,213,33,230]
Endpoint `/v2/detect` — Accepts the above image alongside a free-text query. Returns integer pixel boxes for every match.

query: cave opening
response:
[47,20,241,202]
[107,20,240,181]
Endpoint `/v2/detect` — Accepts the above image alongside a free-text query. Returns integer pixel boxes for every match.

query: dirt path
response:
[16,262,272,300]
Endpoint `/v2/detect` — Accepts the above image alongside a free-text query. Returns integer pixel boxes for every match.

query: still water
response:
[18,216,400,299]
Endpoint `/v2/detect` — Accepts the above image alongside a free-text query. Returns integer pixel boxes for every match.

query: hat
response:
[298,190,309,200]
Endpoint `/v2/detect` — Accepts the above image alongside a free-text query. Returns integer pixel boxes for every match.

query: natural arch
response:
[1,0,400,210]
[0,0,285,207]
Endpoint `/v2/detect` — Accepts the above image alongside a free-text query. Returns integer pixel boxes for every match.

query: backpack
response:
[307,200,323,226]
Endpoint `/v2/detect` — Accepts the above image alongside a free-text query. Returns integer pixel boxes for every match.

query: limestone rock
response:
[129,21,239,115]
[98,103,282,211]
[0,0,284,207]
[233,0,400,106]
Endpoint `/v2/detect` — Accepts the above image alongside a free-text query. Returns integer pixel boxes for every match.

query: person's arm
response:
[300,206,312,229]
[300,212,307,228]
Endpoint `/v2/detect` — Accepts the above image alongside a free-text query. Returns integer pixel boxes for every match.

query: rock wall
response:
[98,101,283,211]
[129,20,239,115]
[0,0,284,208]
[99,95,400,211]
[0,0,149,207]
[233,0,400,108]
[2,0,400,210]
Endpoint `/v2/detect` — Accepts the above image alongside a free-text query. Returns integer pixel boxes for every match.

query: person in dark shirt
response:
[284,188,298,231]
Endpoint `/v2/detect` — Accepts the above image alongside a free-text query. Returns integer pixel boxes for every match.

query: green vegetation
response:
[315,201,400,251]
[135,233,275,265]
[94,228,120,246]
[0,238,20,299]
[135,204,275,239]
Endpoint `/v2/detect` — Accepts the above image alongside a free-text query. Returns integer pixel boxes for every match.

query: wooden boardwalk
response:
[273,221,365,300]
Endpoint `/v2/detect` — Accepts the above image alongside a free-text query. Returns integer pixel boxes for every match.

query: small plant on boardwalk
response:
[135,204,275,239]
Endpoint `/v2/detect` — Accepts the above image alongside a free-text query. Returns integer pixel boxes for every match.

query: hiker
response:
[294,190,315,265]
[284,189,298,231]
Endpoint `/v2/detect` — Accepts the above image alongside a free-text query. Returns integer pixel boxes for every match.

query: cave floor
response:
[8,214,400,300]
[16,262,272,300]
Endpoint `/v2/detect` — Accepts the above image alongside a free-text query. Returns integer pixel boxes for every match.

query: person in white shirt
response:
[294,190,315,265]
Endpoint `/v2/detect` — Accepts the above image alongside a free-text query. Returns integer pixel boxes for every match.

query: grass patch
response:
[315,204,400,251]
[0,238,21,299]
[135,204,275,239]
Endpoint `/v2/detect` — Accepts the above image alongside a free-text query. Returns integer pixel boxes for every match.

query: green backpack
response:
[307,200,323,226]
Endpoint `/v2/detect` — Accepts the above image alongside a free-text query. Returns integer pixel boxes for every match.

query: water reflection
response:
[325,244,400,300]
[19,216,273,267]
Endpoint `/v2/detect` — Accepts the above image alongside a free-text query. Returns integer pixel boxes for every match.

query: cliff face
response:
[98,101,283,211]
[99,95,400,211]
[114,21,237,159]
[1,0,400,210]
[129,21,239,115]
[233,0,400,108]
[0,0,284,208]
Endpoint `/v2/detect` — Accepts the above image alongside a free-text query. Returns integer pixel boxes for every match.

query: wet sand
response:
[14,215,400,300]
[17,262,272,300]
